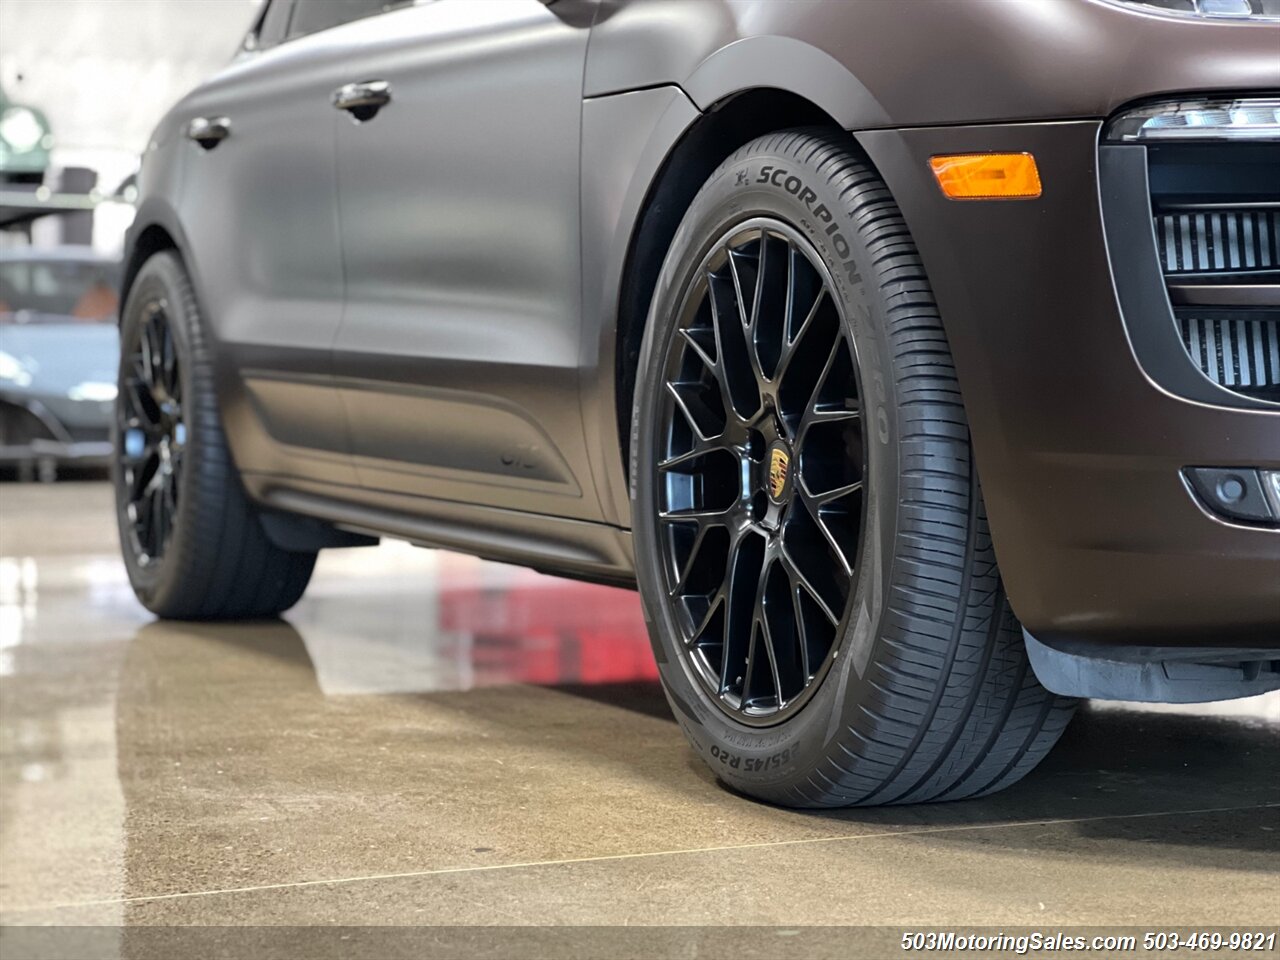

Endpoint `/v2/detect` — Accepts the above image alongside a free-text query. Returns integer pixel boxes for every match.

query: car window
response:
[0,260,122,324]
[285,0,400,40]
[249,0,296,50]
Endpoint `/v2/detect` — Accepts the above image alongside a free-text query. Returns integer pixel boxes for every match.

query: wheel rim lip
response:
[654,215,870,728]
[116,298,184,569]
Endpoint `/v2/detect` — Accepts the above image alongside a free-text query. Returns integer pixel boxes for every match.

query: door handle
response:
[332,80,392,122]
[185,116,231,150]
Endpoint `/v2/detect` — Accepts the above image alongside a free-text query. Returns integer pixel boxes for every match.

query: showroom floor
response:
[1,484,1277,946]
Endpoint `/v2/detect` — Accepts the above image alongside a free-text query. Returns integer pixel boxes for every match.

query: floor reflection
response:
[1,482,1277,929]
[285,546,655,696]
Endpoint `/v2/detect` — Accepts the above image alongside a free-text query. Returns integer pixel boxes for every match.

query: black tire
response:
[631,129,1076,807]
[113,251,316,620]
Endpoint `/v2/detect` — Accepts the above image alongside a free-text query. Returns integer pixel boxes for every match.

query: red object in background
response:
[437,567,657,687]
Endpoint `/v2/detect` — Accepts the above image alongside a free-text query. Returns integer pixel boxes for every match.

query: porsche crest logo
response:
[768,447,790,500]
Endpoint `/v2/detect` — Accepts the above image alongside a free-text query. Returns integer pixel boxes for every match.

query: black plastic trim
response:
[1098,143,1277,411]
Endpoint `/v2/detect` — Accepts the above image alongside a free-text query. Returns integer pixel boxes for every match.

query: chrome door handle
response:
[185,116,231,150]
[332,80,392,122]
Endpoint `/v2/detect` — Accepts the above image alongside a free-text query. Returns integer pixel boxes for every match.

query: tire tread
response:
[715,130,1075,806]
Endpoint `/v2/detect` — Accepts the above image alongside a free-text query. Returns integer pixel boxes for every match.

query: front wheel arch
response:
[612,90,842,488]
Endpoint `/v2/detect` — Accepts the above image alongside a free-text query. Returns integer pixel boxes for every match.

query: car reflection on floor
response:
[436,566,658,688]
[277,546,656,697]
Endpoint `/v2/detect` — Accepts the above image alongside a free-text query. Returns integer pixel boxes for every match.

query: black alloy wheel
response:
[119,299,186,566]
[632,129,1076,807]
[114,251,317,620]
[656,219,865,725]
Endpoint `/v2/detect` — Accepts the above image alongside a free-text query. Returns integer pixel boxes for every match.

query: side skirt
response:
[243,472,637,588]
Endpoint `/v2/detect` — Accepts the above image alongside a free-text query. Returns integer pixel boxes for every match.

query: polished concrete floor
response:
[0,483,1277,949]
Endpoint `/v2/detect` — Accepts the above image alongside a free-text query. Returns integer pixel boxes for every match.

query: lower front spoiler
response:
[1024,631,1280,703]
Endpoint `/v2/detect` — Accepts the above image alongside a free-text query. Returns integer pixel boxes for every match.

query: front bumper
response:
[858,118,1279,651]
[0,394,112,465]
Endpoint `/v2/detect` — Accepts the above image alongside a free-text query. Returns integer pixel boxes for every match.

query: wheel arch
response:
[613,88,845,482]
[119,199,195,319]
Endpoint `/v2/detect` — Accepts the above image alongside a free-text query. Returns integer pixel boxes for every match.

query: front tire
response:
[631,129,1076,807]
[113,251,316,620]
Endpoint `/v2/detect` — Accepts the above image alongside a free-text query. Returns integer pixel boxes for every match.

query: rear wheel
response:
[631,129,1076,806]
[113,251,316,620]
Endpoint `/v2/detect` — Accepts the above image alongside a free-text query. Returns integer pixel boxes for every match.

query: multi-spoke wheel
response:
[113,251,318,620]
[632,129,1075,807]
[119,300,186,566]
[657,221,864,723]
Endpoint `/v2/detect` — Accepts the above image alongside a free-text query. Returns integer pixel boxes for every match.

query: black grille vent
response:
[1178,311,1280,400]
[1154,209,1279,275]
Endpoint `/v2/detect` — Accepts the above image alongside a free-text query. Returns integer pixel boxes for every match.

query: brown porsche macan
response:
[113,0,1280,807]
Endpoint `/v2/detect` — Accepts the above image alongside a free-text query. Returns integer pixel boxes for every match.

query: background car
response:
[0,246,119,481]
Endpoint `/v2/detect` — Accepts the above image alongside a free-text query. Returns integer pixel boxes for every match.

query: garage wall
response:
[0,0,261,156]
[0,0,260,251]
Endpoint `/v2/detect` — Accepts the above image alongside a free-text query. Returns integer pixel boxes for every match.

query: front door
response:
[329,0,601,520]
[173,0,384,483]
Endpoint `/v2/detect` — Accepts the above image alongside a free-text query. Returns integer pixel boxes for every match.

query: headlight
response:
[0,350,33,388]
[1099,0,1280,18]
[1104,97,1280,142]
[0,107,44,154]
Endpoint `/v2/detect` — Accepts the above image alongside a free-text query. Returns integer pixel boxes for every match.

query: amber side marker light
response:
[929,153,1042,200]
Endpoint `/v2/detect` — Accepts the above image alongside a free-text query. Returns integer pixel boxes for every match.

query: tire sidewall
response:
[631,137,903,800]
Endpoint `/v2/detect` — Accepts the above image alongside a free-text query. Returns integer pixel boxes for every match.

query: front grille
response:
[1179,311,1280,400]
[1142,138,1279,403]
[1154,209,1279,274]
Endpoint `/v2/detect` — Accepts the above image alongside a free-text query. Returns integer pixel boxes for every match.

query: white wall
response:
[0,0,261,251]
[0,0,261,155]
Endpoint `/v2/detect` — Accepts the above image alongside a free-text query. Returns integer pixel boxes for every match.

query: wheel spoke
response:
[679,327,718,379]
[687,591,724,646]
[805,501,854,578]
[151,485,168,556]
[117,302,183,568]
[129,453,158,501]
[725,231,762,333]
[781,545,841,627]
[658,504,735,524]
[750,555,784,708]
[791,578,811,681]
[798,335,851,440]
[719,531,764,695]
[665,381,721,443]
[124,368,162,427]
[775,287,828,387]
[657,434,732,473]
[161,324,180,399]
[709,269,761,422]
[667,511,730,598]
[805,478,863,509]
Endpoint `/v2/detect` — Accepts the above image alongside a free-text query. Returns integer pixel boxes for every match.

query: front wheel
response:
[630,129,1076,807]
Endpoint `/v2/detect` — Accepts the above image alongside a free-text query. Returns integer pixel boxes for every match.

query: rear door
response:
[328,0,601,520]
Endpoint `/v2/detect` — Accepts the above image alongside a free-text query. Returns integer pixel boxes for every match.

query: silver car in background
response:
[0,247,120,481]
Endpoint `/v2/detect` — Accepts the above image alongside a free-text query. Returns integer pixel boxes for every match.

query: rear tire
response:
[631,129,1076,807]
[113,251,316,620]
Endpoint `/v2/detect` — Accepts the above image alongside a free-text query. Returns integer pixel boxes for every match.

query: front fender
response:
[682,35,889,130]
